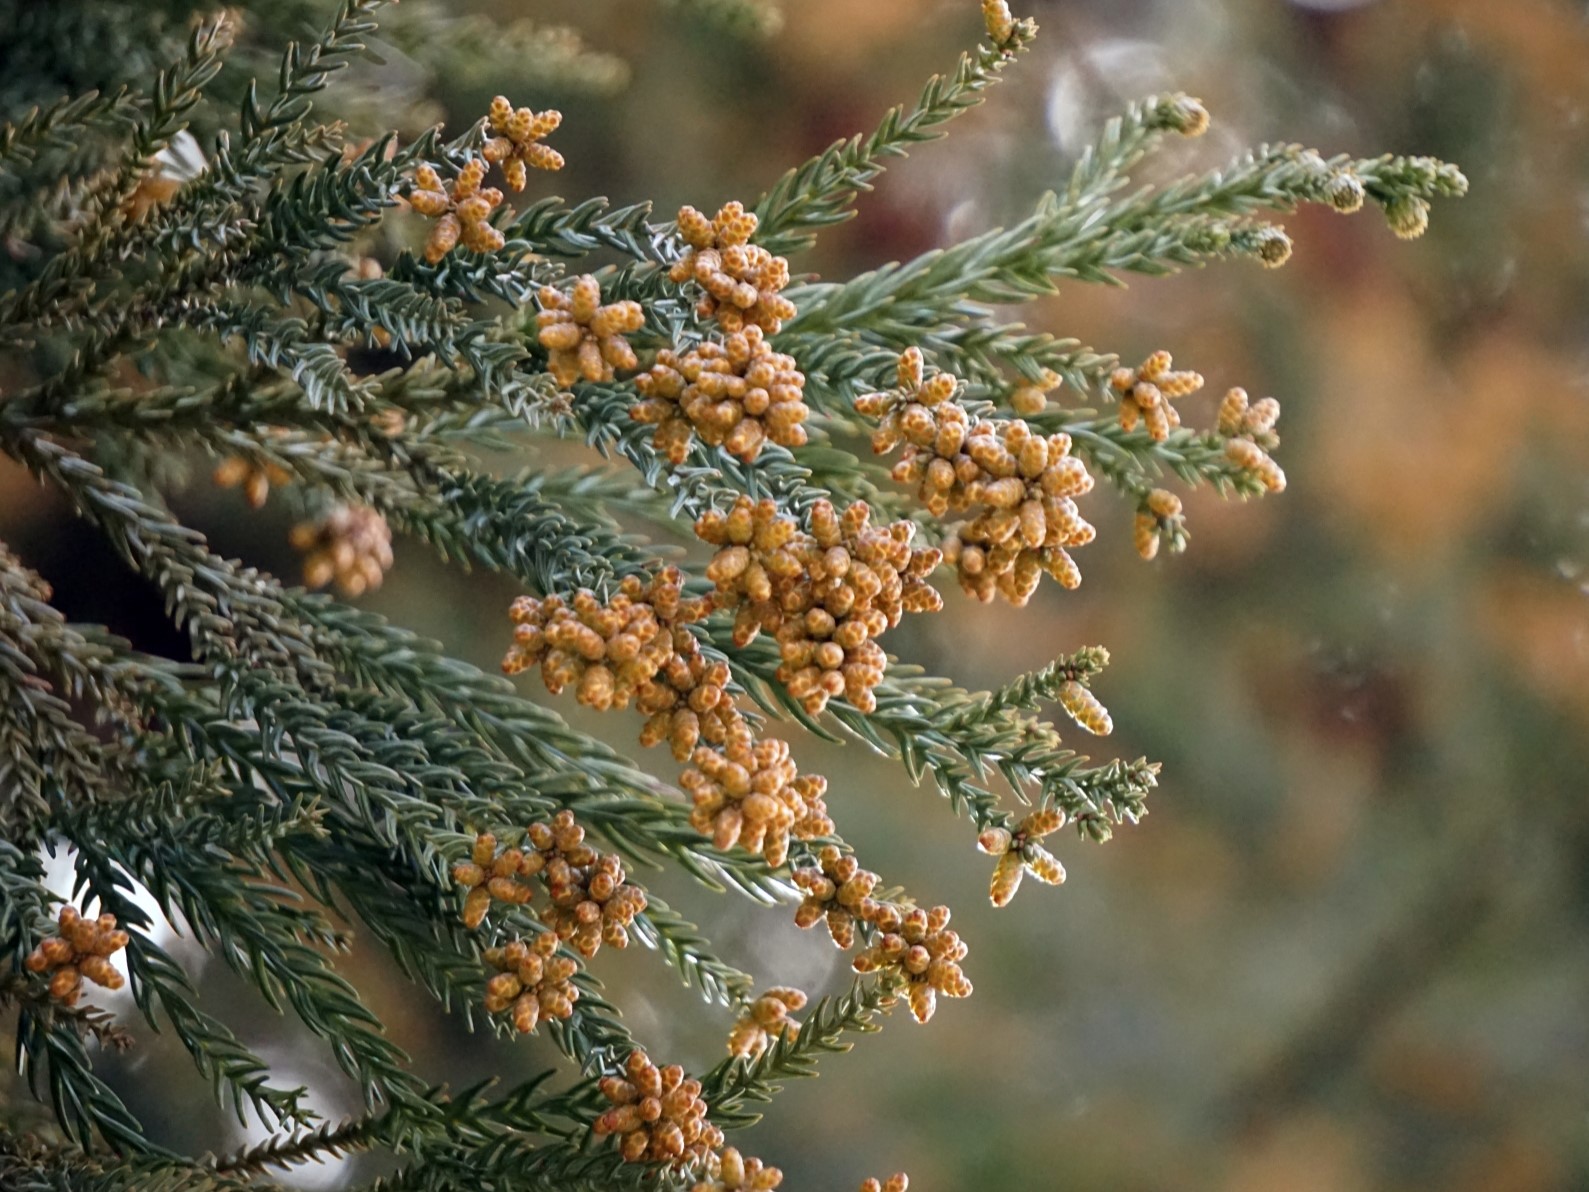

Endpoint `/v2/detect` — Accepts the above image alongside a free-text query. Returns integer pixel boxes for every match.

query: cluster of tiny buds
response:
[594,1049,723,1165]
[696,495,941,715]
[978,807,1066,907]
[1133,487,1187,562]
[502,569,742,763]
[451,815,647,958]
[671,202,797,335]
[26,906,128,1007]
[860,1175,910,1192]
[861,348,1095,606]
[727,986,806,1059]
[1110,350,1203,443]
[632,324,810,463]
[853,903,972,1024]
[405,96,561,261]
[502,568,689,708]
[792,845,880,949]
[408,160,505,263]
[212,455,290,509]
[693,1147,783,1192]
[533,814,648,957]
[1216,387,1286,493]
[1009,368,1061,415]
[501,568,709,709]
[482,932,578,1034]
[681,721,832,868]
[289,504,394,597]
[636,638,740,762]
[482,95,563,192]
[535,274,646,388]
[453,830,534,930]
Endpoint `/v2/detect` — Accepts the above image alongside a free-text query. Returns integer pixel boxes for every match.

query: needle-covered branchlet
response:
[482,95,564,192]
[407,160,506,263]
[727,986,807,1058]
[535,274,646,388]
[853,903,972,1024]
[0,0,1470,1175]
[594,1049,723,1165]
[290,504,394,597]
[670,201,797,334]
[979,807,1066,907]
[632,326,810,463]
[25,907,129,1008]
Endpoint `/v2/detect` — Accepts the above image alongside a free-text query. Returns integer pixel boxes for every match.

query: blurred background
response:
[4,0,1588,1188]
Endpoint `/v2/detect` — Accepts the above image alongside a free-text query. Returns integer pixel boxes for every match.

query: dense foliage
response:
[0,1,1463,1187]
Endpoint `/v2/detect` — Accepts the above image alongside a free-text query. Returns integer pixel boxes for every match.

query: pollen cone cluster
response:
[213,455,290,508]
[727,986,806,1059]
[792,845,880,949]
[632,325,809,463]
[860,349,1095,606]
[482,95,563,192]
[452,815,646,958]
[535,274,645,388]
[501,567,709,712]
[452,831,535,930]
[1110,350,1203,442]
[853,903,971,1024]
[636,640,740,762]
[681,722,832,868]
[290,504,394,597]
[594,1049,722,1165]
[694,1147,784,1192]
[978,807,1067,908]
[670,202,797,334]
[26,907,128,1007]
[697,496,941,715]
[1217,387,1285,492]
[408,160,505,263]
[941,419,1096,605]
[526,811,647,957]
[483,932,578,1034]
[1010,367,1062,415]
[860,1176,910,1192]
[1133,487,1186,562]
